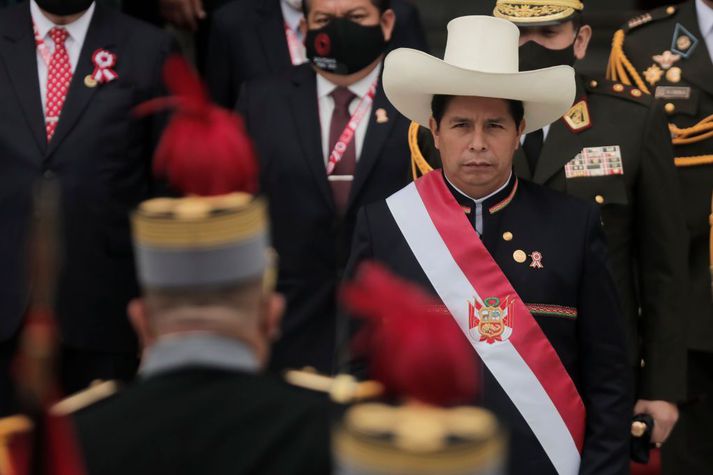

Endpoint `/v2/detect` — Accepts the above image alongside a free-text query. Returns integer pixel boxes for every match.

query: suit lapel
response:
[46,5,117,157]
[257,0,292,73]
[532,118,585,185]
[348,81,397,209]
[0,4,47,154]
[678,1,713,96]
[288,66,334,209]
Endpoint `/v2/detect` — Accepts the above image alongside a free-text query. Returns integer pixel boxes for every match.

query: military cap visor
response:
[494,0,583,27]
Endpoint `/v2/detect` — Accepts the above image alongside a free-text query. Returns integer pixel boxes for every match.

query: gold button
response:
[666,6,676,15]
[595,195,605,204]
[630,88,642,97]
[84,74,98,88]
[589,80,598,88]
[613,84,624,92]
[503,232,513,241]
[665,103,676,114]
[513,250,527,264]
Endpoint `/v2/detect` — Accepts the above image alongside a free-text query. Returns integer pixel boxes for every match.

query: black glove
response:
[630,413,654,464]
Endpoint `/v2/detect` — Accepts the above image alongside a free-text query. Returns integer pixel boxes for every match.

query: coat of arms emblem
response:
[468,296,514,344]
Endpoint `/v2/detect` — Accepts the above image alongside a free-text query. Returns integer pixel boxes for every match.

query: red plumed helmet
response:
[341,262,479,406]
[135,55,258,196]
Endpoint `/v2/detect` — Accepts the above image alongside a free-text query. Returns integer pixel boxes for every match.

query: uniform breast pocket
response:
[655,86,699,118]
[565,174,629,207]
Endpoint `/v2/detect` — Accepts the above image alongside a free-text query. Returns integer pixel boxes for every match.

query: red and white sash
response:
[386,171,586,475]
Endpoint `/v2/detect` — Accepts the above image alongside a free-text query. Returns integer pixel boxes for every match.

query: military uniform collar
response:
[443,170,518,215]
[140,333,260,378]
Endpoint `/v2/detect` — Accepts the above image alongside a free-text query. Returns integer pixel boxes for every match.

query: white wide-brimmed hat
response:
[383,16,576,134]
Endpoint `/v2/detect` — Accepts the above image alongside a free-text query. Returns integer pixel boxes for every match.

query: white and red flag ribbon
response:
[91,49,118,84]
[386,171,586,475]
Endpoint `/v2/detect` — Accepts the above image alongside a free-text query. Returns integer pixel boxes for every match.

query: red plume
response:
[341,262,479,406]
[135,55,258,196]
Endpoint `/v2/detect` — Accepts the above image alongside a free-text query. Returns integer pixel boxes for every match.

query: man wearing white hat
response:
[344,15,631,475]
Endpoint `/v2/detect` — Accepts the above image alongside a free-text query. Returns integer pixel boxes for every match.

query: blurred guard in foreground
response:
[68,57,332,475]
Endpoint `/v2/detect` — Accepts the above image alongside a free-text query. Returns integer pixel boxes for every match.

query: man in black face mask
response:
[0,0,176,413]
[237,0,413,374]
[410,0,688,460]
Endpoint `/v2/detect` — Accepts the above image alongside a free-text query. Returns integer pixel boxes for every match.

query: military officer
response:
[411,0,688,452]
[606,0,713,472]
[345,16,632,475]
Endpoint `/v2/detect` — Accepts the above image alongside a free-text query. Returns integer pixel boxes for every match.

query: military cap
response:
[493,0,583,26]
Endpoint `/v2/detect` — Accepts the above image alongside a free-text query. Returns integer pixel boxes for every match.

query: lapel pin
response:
[529,251,544,269]
[502,231,513,241]
[375,108,389,124]
[513,249,527,264]
[665,67,682,83]
[84,74,98,88]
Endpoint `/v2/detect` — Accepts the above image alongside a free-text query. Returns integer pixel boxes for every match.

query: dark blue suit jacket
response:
[0,3,174,351]
[344,173,632,475]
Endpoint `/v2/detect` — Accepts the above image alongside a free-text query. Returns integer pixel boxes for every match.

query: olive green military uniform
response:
[608,2,713,472]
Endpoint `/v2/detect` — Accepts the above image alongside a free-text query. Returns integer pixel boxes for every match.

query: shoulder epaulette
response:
[622,4,678,33]
[50,380,119,416]
[585,77,651,106]
[606,6,679,95]
[284,369,383,404]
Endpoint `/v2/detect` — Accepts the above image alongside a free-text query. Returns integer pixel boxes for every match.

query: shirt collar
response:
[697,0,713,37]
[316,62,382,100]
[139,333,261,378]
[280,0,304,33]
[444,170,518,215]
[30,0,95,43]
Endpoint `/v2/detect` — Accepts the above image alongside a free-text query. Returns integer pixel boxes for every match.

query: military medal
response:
[665,67,682,83]
[643,65,664,86]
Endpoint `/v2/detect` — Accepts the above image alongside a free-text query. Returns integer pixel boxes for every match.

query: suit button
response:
[595,195,605,204]
[613,84,625,93]
[665,103,676,114]
[43,170,55,179]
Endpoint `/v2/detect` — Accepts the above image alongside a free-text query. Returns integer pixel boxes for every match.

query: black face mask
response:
[34,0,94,16]
[305,17,387,75]
[518,39,576,71]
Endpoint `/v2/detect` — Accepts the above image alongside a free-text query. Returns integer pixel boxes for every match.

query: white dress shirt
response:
[696,0,713,64]
[316,63,382,165]
[30,0,95,116]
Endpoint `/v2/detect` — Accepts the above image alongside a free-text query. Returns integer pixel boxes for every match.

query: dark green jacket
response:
[617,0,713,354]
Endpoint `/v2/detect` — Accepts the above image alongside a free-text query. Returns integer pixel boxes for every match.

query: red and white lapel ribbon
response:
[284,22,306,66]
[386,171,586,475]
[91,49,118,84]
[326,79,378,175]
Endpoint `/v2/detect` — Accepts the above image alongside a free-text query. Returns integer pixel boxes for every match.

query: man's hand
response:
[633,399,679,445]
[160,0,206,32]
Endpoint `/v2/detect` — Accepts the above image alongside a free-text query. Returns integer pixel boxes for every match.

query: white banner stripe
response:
[386,184,580,475]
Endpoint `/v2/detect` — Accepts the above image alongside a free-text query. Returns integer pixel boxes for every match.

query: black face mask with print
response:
[305,17,387,75]
[35,0,94,16]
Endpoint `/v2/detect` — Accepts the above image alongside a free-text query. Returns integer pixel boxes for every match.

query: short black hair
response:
[431,95,525,129]
[302,0,391,16]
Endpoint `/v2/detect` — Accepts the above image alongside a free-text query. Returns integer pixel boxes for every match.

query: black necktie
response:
[523,129,544,175]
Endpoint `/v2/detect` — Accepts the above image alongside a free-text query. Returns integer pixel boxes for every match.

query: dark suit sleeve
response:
[578,205,632,475]
[205,9,240,109]
[635,102,688,402]
[335,207,375,375]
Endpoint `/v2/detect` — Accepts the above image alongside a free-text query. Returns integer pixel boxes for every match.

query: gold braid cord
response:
[408,121,434,181]
[670,115,713,166]
[0,416,32,475]
[606,30,651,94]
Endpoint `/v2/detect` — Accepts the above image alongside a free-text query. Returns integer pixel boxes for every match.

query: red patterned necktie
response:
[328,86,357,214]
[45,27,72,142]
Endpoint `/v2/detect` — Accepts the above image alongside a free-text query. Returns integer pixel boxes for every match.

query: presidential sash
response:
[386,171,586,475]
